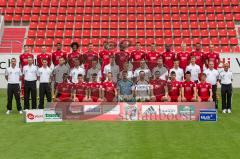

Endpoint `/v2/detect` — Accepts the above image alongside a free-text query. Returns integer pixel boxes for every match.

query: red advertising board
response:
[48,102,215,121]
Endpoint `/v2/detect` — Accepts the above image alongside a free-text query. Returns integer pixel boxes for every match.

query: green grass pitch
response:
[0,89,240,159]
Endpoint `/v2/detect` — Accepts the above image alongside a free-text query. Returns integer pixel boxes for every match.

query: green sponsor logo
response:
[45,113,60,119]
[178,105,195,114]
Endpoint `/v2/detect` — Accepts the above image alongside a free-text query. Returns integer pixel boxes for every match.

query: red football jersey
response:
[37,53,52,67]
[190,51,205,70]
[115,51,130,71]
[197,82,212,99]
[150,79,167,96]
[52,50,67,66]
[75,82,88,101]
[56,82,73,100]
[162,51,175,70]
[145,51,161,71]
[167,80,182,97]
[83,51,98,70]
[205,52,220,69]
[177,52,190,71]
[99,50,114,69]
[19,53,34,67]
[88,82,102,101]
[102,81,116,102]
[182,81,196,98]
[68,51,82,68]
[130,50,146,71]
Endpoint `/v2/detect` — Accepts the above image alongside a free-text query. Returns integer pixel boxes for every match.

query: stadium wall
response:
[0,53,239,88]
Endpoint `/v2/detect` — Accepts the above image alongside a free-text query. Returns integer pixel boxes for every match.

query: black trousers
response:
[212,85,218,109]
[39,83,52,109]
[7,84,22,111]
[24,80,37,110]
[221,84,232,110]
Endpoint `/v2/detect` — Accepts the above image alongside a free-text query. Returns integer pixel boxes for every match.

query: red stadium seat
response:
[165,38,173,45]
[74,30,82,38]
[31,15,39,22]
[222,46,231,52]
[46,30,54,37]
[26,38,34,46]
[65,30,73,38]
[55,30,64,38]
[189,14,197,21]
[28,30,36,38]
[226,22,235,29]
[172,14,180,21]
[208,21,217,29]
[182,30,190,37]
[181,22,189,30]
[29,22,38,30]
[221,37,229,45]
[202,38,210,45]
[164,30,172,37]
[228,30,237,37]
[38,22,46,30]
[219,30,228,37]
[92,30,100,37]
[56,22,65,30]
[40,7,49,15]
[230,38,238,46]
[173,30,181,37]
[47,22,56,30]
[156,38,164,45]
[211,38,220,45]
[33,47,41,53]
[173,22,181,29]
[146,30,154,37]
[119,30,127,37]
[201,30,209,38]
[137,30,145,37]
[191,30,200,37]
[190,22,199,29]
[174,38,182,45]
[63,38,72,46]
[155,30,163,37]
[45,38,53,46]
[217,22,226,29]
[35,38,44,46]
[146,22,154,29]
[209,30,218,37]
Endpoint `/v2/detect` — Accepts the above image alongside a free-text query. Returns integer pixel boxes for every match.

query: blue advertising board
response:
[199,109,217,121]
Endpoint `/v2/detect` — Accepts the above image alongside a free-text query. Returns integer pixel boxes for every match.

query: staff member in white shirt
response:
[37,59,52,109]
[23,57,38,110]
[169,59,184,81]
[186,56,201,83]
[5,58,23,114]
[204,60,219,109]
[70,59,86,84]
[219,63,233,114]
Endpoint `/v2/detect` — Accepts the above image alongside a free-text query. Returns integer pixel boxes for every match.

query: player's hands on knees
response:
[208,97,213,102]
[181,97,186,102]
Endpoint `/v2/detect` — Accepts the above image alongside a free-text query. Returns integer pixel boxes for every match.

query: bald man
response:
[219,63,233,114]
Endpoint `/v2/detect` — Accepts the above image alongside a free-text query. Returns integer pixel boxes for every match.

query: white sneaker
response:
[19,111,23,114]
[222,109,227,114]
[227,109,232,114]
[6,110,11,115]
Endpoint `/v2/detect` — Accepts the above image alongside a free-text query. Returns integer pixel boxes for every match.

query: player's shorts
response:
[185,96,194,102]
[76,95,85,102]
[136,96,150,102]
[105,95,115,102]
[169,96,179,102]
[155,95,164,102]
[57,96,72,102]
[91,96,99,102]
[199,96,209,102]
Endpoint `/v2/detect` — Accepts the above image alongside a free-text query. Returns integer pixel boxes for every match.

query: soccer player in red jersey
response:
[115,43,130,71]
[37,46,52,68]
[130,42,146,71]
[166,71,182,102]
[102,72,117,102]
[190,43,205,70]
[150,71,168,102]
[88,73,103,102]
[19,45,34,97]
[55,73,73,102]
[20,45,34,68]
[52,43,67,66]
[145,43,161,71]
[205,44,220,69]
[197,73,213,102]
[162,44,175,70]
[83,43,99,71]
[99,42,115,72]
[68,42,82,68]
[73,74,89,102]
[181,71,197,102]
[176,43,190,72]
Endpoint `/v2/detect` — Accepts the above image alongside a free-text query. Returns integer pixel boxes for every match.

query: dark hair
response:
[185,71,191,75]
[92,73,97,76]
[170,71,176,75]
[202,73,207,77]
[88,43,93,46]
[57,42,61,45]
[11,58,16,61]
[71,42,79,49]
[139,70,145,74]
[155,71,160,74]
[78,74,83,77]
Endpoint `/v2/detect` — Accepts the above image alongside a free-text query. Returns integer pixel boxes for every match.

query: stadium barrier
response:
[28,101,215,121]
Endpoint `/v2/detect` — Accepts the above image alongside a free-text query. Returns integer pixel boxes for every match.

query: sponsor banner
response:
[44,110,62,122]
[49,102,215,121]
[199,109,217,122]
[25,109,44,123]
[25,109,63,123]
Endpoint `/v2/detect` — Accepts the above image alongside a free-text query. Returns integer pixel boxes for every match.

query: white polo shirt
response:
[169,67,184,81]
[37,67,52,83]
[186,64,201,81]
[219,70,233,85]
[204,68,219,85]
[23,65,38,81]
[5,66,22,84]
[70,66,86,83]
